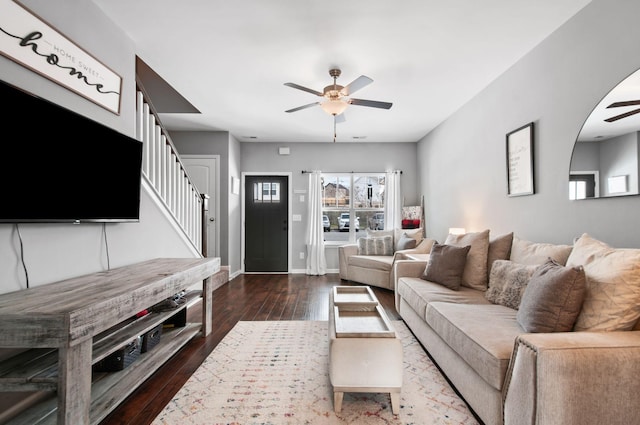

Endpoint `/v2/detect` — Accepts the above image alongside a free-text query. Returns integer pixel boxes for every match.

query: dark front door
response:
[245,175,288,272]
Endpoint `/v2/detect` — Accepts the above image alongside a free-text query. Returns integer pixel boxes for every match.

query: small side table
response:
[328,286,403,414]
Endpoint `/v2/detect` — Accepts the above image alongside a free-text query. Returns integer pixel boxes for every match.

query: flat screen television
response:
[1,79,143,223]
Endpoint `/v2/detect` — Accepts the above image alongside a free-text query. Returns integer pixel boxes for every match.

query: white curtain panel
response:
[384,170,402,232]
[306,171,327,275]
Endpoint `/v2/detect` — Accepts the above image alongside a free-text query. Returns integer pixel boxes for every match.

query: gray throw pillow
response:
[422,243,471,290]
[516,258,586,333]
[396,233,417,250]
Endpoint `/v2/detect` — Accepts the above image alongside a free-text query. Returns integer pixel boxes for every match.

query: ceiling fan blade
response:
[604,107,640,122]
[285,102,320,113]
[349,98,393,109]
[341,75,373,96]
[284,82,323,97]
[607,100,640,108]
[335,113,346,124]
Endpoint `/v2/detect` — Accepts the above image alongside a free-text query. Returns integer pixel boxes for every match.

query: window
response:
[321,173,386,243]
[253,181,280,202]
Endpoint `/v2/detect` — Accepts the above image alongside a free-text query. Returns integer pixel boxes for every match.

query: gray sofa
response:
[394,231,640,425]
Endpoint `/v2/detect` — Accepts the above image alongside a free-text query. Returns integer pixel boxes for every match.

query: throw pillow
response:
[487,232,514,272]
[396,232,417,250]
[445,229,490,291]
[394,227,423,251]
[485,260,538,310]
[516,258,586,333]
[357,235,394,256]
[566,233,640,331]
[422,243,471,290]
[510,236,573,265]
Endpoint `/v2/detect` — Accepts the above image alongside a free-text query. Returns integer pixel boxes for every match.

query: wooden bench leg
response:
[334,391,344,413]
[390,391,400,414]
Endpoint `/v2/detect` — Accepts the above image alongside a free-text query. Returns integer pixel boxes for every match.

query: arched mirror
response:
[569,69,640,200]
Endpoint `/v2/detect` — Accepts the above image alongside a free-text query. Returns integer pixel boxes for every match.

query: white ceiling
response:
[92,0,595,143]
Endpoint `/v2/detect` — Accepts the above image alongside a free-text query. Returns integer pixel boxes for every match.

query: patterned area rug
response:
[152,320,479,425]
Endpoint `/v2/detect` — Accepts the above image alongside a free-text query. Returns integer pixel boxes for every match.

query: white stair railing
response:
[135,86,203,253]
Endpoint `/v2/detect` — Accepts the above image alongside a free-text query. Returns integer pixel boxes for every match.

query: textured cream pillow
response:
[445,229,490,291]
[486,260,538,309]
[510,236,573,265]
[357,235,394,256]
[567,233,640,331]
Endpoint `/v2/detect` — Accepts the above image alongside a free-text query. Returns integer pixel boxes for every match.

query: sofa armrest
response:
[392,259,429,310]
[503,331,640,425]
[394,237,436,261]
[338,244,358,279]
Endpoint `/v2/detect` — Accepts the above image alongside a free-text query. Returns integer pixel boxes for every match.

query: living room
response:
[1,0,640,423]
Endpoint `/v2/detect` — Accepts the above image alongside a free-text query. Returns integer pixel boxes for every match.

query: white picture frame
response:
[0,0,122,114]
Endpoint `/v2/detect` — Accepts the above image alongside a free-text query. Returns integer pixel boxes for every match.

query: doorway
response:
[181,155,219,257]
[244,174,290,272]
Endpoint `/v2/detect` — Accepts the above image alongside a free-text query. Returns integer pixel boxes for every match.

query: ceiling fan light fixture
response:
[320,99,348,116]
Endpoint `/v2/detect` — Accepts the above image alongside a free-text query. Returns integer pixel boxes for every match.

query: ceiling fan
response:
[604,100,640,122]
[284,68,392,141]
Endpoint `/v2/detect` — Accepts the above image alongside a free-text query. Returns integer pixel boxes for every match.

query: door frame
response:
[181,155,220,258]
[241,171,292,273]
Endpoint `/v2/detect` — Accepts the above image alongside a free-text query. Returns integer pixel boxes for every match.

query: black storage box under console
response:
[141,324,163,353]
[93,336,142,372]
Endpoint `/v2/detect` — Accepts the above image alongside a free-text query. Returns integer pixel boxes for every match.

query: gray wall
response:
[241,142,419,270]
[418,0,640,248]
[0,0,197,295]
[170,131,243,277]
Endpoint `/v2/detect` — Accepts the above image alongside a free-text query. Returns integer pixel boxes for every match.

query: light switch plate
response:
[292,214,302,221]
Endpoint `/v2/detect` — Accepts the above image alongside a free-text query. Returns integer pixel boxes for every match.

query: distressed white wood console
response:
[0,257,222,425]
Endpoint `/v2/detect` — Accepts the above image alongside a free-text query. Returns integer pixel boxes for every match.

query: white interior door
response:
[181,155,219,257]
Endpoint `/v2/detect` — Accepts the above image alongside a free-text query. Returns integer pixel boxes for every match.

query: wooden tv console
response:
[0,257,223,425]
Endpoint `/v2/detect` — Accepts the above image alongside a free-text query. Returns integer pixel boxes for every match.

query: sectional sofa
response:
[394,231,640,425]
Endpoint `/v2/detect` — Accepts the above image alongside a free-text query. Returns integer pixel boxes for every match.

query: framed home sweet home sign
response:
[0,0,122,114]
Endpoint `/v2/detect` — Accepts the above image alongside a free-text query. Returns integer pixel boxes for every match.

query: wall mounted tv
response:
[1,79,143,223]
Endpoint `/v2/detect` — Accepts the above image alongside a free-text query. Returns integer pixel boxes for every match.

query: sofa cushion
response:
[510,236,573,265]
[397,277,490,319]
[485,260,537,309]
[566,233,640,331]
[487,232,514,271]
[422,243,471,290]
[357,235,393,256]
[516,258,586,333]
[445,229,490,291]
[348,254,394,272]
[426,302,522,391]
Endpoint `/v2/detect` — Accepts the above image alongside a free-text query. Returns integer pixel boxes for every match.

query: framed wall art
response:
[0,0,122,114]
[506,122,534,196]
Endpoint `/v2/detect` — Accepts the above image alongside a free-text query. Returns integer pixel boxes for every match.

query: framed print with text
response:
[0,0,122,114]
[506,122,534,196]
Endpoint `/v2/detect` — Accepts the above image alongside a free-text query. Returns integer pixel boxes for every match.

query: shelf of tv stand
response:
[5,323,201,425]
[0,257,223,425]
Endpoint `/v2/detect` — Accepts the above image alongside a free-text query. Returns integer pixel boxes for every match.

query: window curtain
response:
[384,170,402,232]
[306,171,326,275]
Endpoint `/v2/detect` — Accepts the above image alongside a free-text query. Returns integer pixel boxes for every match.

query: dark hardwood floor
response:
[99,273,400,425]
